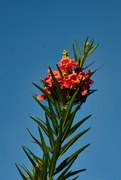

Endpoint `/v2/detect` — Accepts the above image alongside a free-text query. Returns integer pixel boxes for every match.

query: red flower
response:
[37,94,46,100]
[37,56,94,101]
[63,72,80,89]
[58,57,78,75]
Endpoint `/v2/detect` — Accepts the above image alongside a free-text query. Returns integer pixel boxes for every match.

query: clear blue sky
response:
[0,0,121,179]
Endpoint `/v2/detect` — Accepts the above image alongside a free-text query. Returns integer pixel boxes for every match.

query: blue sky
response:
[0,0,121,179]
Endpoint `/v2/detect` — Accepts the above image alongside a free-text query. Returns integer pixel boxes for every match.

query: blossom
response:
[37,54,94,102]
[63,72,80,89]
[58,57,78,75]
[36,94,46,100]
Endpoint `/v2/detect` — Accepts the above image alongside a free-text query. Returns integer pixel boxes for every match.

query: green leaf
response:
[22,146,43,178]
[65,114,92,139]
[33,97,52,119]
[38,127,51,166]
[56,144,90,174]
[72,176,79,180]
[45,113,55,150]
[27,128,52,153]
[55,155,78,175]
[56,64,64,79]
[79,37,98,68]
[55,144,89,175]
[64,168,86,179]
[88,43,99,56]
[48,100,59,135]
[34,163,43,180]
[78,69,96,89]
[54,99,62,118]
[29,116,49,137]
[62,104,81,141]
[22,146,36,167]
[56,156,77,179]
[67,144,90,162]
[75,39,82,56]
[72,44,78,61]
[49,128,63,179]
[21,165,33,180]
[84,60,95,70]
[42,156,48,180]
[48,66,65,106]
[60,128,90,156]
[32,82,54,103]
[15,163,29,180]
[62,87,80,128]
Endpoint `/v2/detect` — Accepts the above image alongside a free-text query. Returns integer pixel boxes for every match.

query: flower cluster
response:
[37,54,93,102]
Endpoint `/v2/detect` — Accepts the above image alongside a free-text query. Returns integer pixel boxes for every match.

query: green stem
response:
[48,106,64,180]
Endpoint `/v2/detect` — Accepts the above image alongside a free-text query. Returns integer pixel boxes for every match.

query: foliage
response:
[16,37,98,180]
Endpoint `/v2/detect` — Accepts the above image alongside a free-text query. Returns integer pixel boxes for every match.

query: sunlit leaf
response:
[72,44,78,61]
[15,163,29,180]
[21,165,33,179]
[22,146,36,167]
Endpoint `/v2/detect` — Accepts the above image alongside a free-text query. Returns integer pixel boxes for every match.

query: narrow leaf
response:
[15,163,29,180]
[27,128,52,153]
[33,96,51,118]
[29,116,49,137]
[65,114,92,139]
[49,132,62,178]
[32,82,54,103]
[62,104,81,141]
[56,157,77,179]
[62,87,80,128]
[88,43,99,56]
[67,144,90,162]
[55,155,78,175]
[38,127,51,166]
[56,64,64,79]
[45,113,55,150]
[22,146,36,167]
[48,100,59,135]
[60,128,90,156]
[72,176,79,180]
[42,156,48,180]
[49,66,65,106]
[65,168,86,179]
[21,165,33,179]
[75,39,82,57]
[72,44,78,61]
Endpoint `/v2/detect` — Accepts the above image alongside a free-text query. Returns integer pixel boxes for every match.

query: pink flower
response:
[36,94,46,100]
[58,57,78,75]
[81,89,88,96]
[36,56,94,101]
[44,87,51,94]
[63,72,80,89]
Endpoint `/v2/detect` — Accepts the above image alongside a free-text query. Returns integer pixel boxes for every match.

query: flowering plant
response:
[16,37,98,180]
